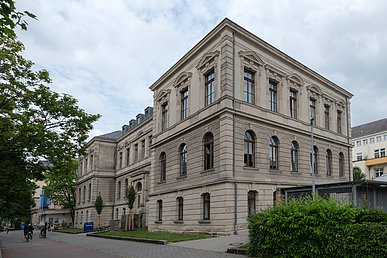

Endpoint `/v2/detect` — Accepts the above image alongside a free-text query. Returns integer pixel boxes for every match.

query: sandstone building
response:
[75,18,353,234]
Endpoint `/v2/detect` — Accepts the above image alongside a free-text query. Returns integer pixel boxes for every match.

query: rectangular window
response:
[376,136,382,142]
[356,140,361,146]
[161,103,168,131]
[269,80,277,112]
[337,111,342,134]
[289,89,297,119]
[141,140,145,160]
[134,144,138,162]
[310,98,316,125]
[376,148,386,158]
[384,135,387,141]
[148,136,152,156]
[205,70,215,106]
[181,88,189,120]
[78,188,81,204]
[203,193,210,220]
[244,69,255,104]
[119,152,123,169]
[375,168,384,178]
[363,139,368,145]
[375,149,380,158]
[382,148,386,157]
[90,155,93,171]
[370,137,375,144]
[324,105,330,130]
[126,147,130,166]
[352,142,355,147]
[356,153,362,161]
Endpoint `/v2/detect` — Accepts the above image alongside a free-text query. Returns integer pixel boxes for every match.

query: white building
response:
[352,118,387,179]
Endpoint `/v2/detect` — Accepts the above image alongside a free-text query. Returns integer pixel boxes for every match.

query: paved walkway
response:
[1,230,248,258]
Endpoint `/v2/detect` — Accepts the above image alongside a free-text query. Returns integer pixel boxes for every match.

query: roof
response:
[351,118,387,139]
[93,130,122,141]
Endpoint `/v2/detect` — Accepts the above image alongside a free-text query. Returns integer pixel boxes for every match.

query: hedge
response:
[248,196,387,257]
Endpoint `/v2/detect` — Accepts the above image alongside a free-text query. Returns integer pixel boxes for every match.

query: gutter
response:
[232,31,238,235]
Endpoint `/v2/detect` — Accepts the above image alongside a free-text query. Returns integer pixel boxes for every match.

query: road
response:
[0,230,247,258]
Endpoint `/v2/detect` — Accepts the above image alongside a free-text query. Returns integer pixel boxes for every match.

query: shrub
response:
[248,196,387,257]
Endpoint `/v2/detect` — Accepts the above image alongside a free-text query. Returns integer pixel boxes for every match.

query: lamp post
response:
[310,117,316,200]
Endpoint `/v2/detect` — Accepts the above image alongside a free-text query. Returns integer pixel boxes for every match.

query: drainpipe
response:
[232,31,237,235]
[345,97,351,181]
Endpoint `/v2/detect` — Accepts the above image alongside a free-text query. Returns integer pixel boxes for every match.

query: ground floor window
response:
[375,168,384,178]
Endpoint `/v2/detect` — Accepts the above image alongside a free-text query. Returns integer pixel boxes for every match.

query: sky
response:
[15,0,387,138]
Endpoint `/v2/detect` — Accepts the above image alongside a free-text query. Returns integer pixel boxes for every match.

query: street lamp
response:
[310,117,316,200]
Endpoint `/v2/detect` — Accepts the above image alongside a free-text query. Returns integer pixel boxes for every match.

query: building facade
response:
[352,118,387,179]
[75,19,353,234]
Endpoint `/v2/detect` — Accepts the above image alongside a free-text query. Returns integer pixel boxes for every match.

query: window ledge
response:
[200,168,215,174]
[198,220,211,224]
[176,175,187,180]
[154,221,162,224]
[173,220,184,224]
[243,166,259,171]
[157,180,166,185]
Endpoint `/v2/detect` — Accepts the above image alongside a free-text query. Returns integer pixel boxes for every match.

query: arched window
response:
[311,145,319,174]
[136,182,142,208]
[179,143,187,176]
[269,136,279,170]
[291,141,298,172]
[177,197,184,221]
[204,133,214,170]
[326,149,332,176]
[117,181,121,199]
[244,131,255,167]
[248,191,257,216]
[202,193,210,220]
[339,152,344,177]
[159,152,166,182]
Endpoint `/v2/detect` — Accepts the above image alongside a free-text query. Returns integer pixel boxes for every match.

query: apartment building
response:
[75,18,353,234]
[352,118,387,179]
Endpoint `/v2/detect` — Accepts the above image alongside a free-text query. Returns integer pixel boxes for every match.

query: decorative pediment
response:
[336,99,345,109]
[264,64,286,83]
[173,71,192,88]
[239,50,265,67]
[307,84,322,96]
[286,74,304,86]
[196,50,220,72]
[156,89,171,104]
[322,93,335,105]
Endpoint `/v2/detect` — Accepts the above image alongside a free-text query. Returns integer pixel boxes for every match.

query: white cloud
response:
[15,0,387,135]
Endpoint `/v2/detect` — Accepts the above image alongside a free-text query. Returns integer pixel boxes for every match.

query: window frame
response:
[177,197,184,221]
[269,80,278,112]
[244,131,255,167]
[202,193,210,220]
[310,98,316,125]
[269,136,279,170]
[244,69,255,104]
[161,102,168,131]
[339,152,344,177]
[179,143,187,177]
[159,152,166,182]
[247,191,256,216]
[205,69,215,106]
[204,133,214,170]
[289,89,297,119]
[157,200,163,221]
[326,149,332,176]
[291,141,299,172]
[337,110,342,134]
[324,105,330,130]
[180,88,189,120]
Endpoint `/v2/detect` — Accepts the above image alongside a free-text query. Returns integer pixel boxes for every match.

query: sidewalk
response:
[171,230,249,252]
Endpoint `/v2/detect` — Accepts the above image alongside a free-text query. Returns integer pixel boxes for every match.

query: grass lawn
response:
[98,228,212,243]
[56,227,84,233]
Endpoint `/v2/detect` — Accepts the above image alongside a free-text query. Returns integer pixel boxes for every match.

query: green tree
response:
[353,167,366,181]
[125,185,136,230]
[43,160,77,226]
[94,195,103,227]
[0,0,36,37]
[0,3,100,223]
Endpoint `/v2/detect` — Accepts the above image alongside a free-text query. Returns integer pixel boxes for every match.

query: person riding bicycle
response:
[40,221,47,238]
[24,223,34,240]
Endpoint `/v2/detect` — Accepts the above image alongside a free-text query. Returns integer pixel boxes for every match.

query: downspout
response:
[345,97,351,181]
[232,31,237,235]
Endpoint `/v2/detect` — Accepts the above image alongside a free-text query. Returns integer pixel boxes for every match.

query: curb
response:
[86,233,168,245]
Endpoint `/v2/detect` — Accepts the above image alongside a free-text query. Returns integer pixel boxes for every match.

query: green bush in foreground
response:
[248,196,387,257]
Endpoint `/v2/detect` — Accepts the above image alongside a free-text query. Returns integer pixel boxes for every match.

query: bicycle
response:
[25,231,33,242]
